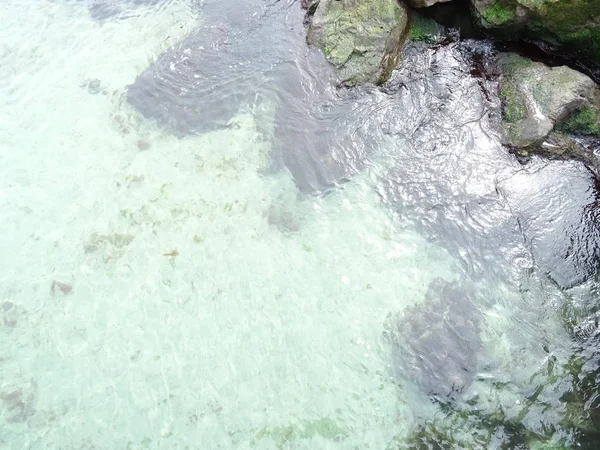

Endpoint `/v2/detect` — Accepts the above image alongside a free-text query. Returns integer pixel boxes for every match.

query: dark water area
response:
[390,278,483,401]
[127,0,379,193]
[123,0,600,446]
[84,0,176,21]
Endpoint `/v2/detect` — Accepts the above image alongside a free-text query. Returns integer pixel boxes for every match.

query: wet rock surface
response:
[372,41,600,289]
[306,0,409,85]
[515,132,600,180]
[498,52,599,148]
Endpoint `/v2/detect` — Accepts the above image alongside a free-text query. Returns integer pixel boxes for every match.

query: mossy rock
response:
[408,12,447,44]
[497,53,598,148]
[398,412,548,449]
[557,354,600,447]
[557,107,600,136]
[470,0,600,64]
[475,0,518,27]
[499,80,526,124]
[306,0,409,85]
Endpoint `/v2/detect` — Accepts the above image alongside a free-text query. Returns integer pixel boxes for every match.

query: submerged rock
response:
[470,0,600,65]
[127,30,251,135]
[0,380,37,424]
[128,0,382,193]
[389,279,482,400]
[498,53,599,148]
[306,0,409,86]
[126,0,269,135]
[265,202,302,234]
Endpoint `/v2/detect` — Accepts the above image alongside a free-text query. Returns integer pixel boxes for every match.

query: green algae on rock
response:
[472,0,518,28]
[470,0,600,63]
[497,53,598,148]
[306,0,409,86]
[407,11,447,43]
[557,107,600,136]
[396,346,600,449]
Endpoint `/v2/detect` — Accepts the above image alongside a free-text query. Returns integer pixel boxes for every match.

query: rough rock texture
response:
[389,279,482,400]
[498,53,599,148]
[470,0,600,63]
[407,11,448,43]
[306,0,409,86]
[558,107,600,136]
[514,132,600,179]
[406,0,452,7]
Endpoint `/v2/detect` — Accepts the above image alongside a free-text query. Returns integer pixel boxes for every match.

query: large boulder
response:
[470,0,600,64]
[306,0,409,86]
[498,53,599,148]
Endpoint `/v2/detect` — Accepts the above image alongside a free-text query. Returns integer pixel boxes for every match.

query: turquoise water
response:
[1,1,598,449]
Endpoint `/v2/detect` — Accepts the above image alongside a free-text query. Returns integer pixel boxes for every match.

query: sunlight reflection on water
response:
[1,0,599,449]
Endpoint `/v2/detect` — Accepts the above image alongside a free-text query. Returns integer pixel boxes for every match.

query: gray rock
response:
[127,0,269,135]
[514,132,600,179]
[306,0,409,86]
[498,53,598,148]
[389,279,482,400]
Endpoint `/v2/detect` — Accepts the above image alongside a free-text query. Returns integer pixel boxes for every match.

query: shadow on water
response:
[82,0,178,21]
[126,0,389,193]
[124,0,600,445]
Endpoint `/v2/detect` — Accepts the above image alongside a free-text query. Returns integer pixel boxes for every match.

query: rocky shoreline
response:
[300,3,600,446]
[303,0,600,177]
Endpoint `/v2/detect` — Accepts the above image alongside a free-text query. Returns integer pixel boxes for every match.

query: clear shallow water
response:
[1,1,599,449]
